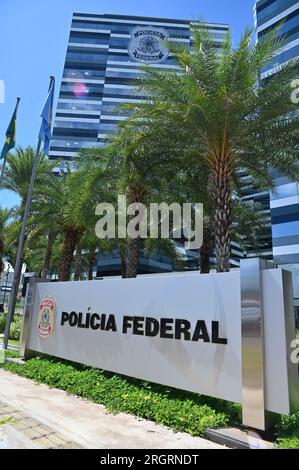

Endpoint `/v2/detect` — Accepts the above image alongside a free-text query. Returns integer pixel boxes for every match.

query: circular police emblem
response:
[128,27,169,64]
[37,296,56,339]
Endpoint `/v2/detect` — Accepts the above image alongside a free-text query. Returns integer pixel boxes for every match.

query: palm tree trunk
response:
[73,243,82,281]
[126,237,140,278]
[88,248,96,280]
[199,232,212,274]
[41,232,55,279]
[126,181,147,279]
[58,228,82,281]
[119,240,127,278]
[211,162,232,272]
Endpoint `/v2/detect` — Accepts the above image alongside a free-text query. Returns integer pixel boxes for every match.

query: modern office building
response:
[49,13,229,162]
[254,0,299,305]
[238,172,273,262]
[48,13,229,275]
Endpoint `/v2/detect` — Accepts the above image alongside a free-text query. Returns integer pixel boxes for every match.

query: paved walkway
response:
[0,401,82,449]
[0,369,225,449]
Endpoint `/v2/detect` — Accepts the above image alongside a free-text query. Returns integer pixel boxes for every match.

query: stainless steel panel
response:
[19,277,37,358]
[281,269,299,414]
[240,258,266,430]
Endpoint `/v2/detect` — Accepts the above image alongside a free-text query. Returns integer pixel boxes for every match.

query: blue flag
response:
[38,79,55,155]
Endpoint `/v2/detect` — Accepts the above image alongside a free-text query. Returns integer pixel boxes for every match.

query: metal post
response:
[3,139,42,349]
[240,258,273,430]
[0,98,21,187]
[19,277,38,359]
[240,258,266,430]
[3,77,54,349]
[0,153,8,186]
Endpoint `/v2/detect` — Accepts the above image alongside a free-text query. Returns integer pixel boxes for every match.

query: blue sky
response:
[0,0,255,208]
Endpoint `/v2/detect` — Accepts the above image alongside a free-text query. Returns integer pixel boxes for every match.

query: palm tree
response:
[168,163,269,273]
[42,231,57,279]
[86,235,97,281]
[46,235,63,280]
[32,170,85,281]
[0,207,11,273]
[126,25,299,271]
[24,220,58,279]
[78,227,114,280]
[75,145,135,277]
[26,207,59,279]
[2,147,55,206]
[23,233,48,276]
[66,149,118,281]
[73,241,83,281]
[76,127,188,279]
[1,218,20,269]
[109,126,174,278]
[1,147,55,294]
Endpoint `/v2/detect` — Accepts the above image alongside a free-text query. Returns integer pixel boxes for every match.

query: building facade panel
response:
[255,0,299,308]
[49,13,228,162]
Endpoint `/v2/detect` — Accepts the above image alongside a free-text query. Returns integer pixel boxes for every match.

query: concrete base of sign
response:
[5,357,25,365]
[205,427,274,449]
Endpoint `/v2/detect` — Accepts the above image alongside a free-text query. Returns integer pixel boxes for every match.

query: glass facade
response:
[256,0,298,25]
[255,0,299,78]
[49,13,229,275]
[49,13,229,162]
[255,0,299,304]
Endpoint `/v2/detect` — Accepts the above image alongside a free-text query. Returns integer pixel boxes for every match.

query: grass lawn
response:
[1,351,298,448]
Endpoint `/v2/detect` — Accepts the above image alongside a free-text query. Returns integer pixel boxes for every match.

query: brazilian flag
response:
[1,99,20,161]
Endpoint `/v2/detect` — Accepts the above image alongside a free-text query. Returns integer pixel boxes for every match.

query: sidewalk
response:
[0,400,82,449]
[0,369,225,449]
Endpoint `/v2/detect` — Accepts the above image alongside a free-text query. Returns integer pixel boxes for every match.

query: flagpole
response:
[0,97,20,186]
[3,78,54,350]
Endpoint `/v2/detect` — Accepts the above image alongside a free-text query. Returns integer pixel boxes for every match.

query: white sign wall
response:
[22,269,299,416]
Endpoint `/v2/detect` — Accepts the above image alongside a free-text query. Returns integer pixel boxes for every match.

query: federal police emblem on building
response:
[128,27,169,64]
[37,296,56,339]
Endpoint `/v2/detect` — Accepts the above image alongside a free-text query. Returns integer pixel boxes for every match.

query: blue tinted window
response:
[55,121,99,129]
[272,220,299,237]
[261,43,299,71]
[257,0,297,26]
[64,69,105,79]
[259,10,299,42]
[69,37,110,45]
[66,52,108,61]
[271,182,298,199]
[99,123,118,131]
[57,102,102,111]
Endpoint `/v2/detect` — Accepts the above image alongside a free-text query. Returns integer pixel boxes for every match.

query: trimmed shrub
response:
[9,315,22,340]
[0,313,6,334]
[0,313,22,339]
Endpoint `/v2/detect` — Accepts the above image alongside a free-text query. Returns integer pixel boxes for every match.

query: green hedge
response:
[1,354,298,447]
[0,356,241,437]
[275,412,299,448]
[276,437,299,449]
